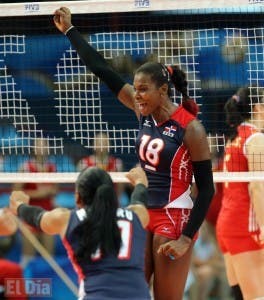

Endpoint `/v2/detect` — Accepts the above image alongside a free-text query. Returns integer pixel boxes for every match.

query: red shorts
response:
[217,233,264,255]
[146,208,194,240]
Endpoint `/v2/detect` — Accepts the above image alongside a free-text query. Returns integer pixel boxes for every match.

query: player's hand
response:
[259,228,264,244]
[0,207,16,222]
[252,226,264,245]
[0,208,18,235]
[9,191,30,215]
[126,167,148,187]
[53,7,73,34]
[157,235,192,260]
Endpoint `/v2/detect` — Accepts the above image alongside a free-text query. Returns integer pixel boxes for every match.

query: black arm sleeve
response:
[130,184,148,206]
[17,204,46,229]
[66,27,126,96]
[182,160,215,239]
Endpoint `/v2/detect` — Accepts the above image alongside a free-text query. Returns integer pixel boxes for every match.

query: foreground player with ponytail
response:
[53,7,215,300]
[10,166,150,300]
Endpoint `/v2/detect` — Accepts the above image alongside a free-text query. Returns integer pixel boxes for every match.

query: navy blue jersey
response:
[63,207,150,300]
[135,106,195,208]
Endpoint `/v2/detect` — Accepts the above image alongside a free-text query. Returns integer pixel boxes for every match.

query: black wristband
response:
[130,184,148,206]
[17,204,46,229]
[182,160,215,239]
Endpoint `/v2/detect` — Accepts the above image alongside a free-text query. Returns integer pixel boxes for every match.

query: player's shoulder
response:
[116,207,134,221]
[171,105,196,128]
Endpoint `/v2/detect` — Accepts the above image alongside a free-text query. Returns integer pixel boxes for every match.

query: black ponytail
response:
[74,167,121,262]
[168,65,199,116]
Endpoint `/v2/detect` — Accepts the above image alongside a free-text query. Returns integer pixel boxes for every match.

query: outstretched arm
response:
[9,191,70,237]
[53,7,137,115]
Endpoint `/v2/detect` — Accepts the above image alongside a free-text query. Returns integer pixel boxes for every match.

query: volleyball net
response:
[0,0,264,182]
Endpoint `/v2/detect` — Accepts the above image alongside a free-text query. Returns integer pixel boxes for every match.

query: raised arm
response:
[9,191,70,237]
[53,7,137,115]
[126,167,149,228]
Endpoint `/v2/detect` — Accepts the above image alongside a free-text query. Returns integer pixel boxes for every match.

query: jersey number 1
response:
[92,220,132,260]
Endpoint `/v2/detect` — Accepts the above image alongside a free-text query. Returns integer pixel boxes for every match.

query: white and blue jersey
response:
[63,207,150,300]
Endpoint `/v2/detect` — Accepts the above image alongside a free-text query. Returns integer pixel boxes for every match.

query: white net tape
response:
[0,171,263,183]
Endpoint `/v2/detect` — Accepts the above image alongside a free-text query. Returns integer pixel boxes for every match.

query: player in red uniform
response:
[13,138,58,267]
[216,87,264,300]
[77,132,123,172]
[53,7,215,300]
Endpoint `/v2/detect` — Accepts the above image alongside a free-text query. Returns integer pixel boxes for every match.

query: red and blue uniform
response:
[135,106,195,209]
[135,106,196,239]
[63,207,150,300]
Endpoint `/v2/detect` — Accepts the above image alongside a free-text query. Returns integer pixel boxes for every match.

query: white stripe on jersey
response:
[248,201,259,232]
[165,186,193,209]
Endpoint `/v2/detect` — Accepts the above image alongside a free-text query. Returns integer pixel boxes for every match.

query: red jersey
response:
[78,155,123,172]
[217,123,262,236]
[22,160,56,211]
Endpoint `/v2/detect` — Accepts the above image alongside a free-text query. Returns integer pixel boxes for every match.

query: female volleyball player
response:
[53,7,215,300]
[216,87,264,300]
[10,166,150,300]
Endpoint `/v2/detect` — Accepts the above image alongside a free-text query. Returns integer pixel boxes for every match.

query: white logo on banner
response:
[24,3,40,13]
[135,0,150,8]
